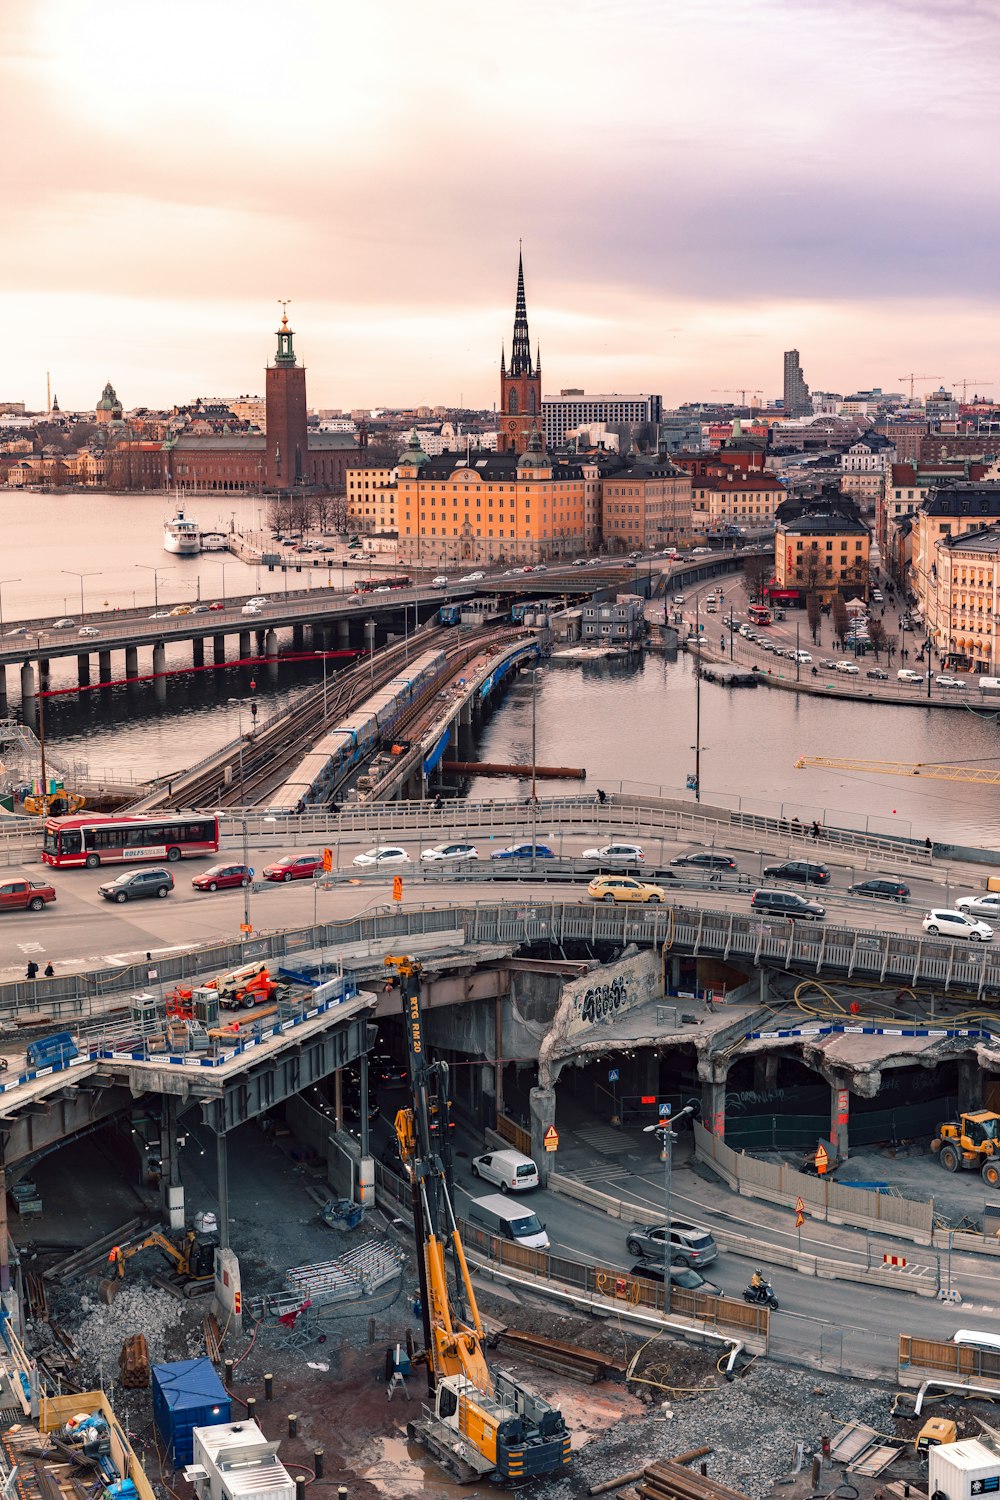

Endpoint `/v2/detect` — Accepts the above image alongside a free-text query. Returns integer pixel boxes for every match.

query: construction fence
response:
[694,1121,935,1244]
[898,1335,1000,1392]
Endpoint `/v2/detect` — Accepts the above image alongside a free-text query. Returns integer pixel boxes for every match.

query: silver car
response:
[956,893,1000,921]
[624,1218,718,1268]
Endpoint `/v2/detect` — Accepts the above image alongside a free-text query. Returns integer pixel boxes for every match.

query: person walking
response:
[25,961,38,980]
[43,962,54,978]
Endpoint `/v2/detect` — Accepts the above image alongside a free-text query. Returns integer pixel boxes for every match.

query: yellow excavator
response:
[22,791,85,816]
[931,1111,1000,1187]
[384,955,571,1486]
[100,1228,218,1301]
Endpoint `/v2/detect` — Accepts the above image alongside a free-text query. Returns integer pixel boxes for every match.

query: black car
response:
[669,852,738,870]
[373,1053,408,1087]
[762,859,831,886]
[97,868,174,903]
[751,888,826,919]
[866,668,889,680]
[848,878,910,902]
[629,1264,723,1296]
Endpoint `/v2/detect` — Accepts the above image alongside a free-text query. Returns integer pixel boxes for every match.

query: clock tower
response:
[498,251,542,453]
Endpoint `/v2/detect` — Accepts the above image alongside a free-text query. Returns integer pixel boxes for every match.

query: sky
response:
[2,0,1000,413]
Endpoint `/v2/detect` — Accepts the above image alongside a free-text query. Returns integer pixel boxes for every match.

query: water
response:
[466,653,1000,846]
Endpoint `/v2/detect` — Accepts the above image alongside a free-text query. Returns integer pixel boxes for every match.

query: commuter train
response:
[266,648,448,812]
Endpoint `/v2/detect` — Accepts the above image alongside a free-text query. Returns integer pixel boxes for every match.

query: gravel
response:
[48,1284,205,1389]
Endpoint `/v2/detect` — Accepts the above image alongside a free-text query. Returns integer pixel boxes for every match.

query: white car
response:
[148,611,171,619]
[472,1149,539,1193]
[936,676,967,689]
[582,842,645,864]
[956,894,1000,920]
[241,604,262,616]
[835,660,860,674]
[420,843,479,863]
[460,571,485,581]
[247,596,269,607]
[78,625,100,638]
[352,846,410,867]
[431,576,449,588]
[793,650,813,663]
[898,669,924,683]
[673,594,686,605]
[923,909,993,941]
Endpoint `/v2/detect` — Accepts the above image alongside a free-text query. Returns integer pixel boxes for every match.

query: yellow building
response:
[395,429,593,567]
[346,461,397,534]
[774,505,870,601]
[911,486,1000,635]
[928,525,1000,673]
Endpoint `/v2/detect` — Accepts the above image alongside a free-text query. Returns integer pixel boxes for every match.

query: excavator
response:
[22,790,85,816]
[100,1227,218,1301]
[384,955,571,1486]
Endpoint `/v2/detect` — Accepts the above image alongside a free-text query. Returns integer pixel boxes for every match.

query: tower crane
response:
[383,955,571,1485]
[898,374,942,402]
[953,379,996,403]
[712,388,763,408]
[795,755,1000,784]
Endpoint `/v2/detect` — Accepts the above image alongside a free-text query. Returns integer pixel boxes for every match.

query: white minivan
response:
[471,1148,539,1193]
[467,1193,550,1249]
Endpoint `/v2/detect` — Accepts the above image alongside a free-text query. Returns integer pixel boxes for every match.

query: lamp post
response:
[62,569,101,625]
[728,602,734,661]
[135,564,174,612]
[795,620,801,683]
[644,1102,695,1317]
[926,631,933,699]
[227,697,246,804]
[36,633,48,805]
[0,578,21,636]
[314,649,329,723]
[530,666,540,872]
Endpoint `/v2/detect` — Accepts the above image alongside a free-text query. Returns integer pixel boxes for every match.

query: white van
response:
[471,1148,539,1193]
[953,1329,1000,1354]
[467,1193,550,1249]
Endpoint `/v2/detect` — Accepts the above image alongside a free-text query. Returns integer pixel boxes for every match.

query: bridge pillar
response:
[239,630,251,659]
[265,629,278,658]
[829,1073,850,1160]
[753,1054,779,1092]
[255,629,266,654]
[700,1063,728,1138]
[98,651,112,683]
[125,646,138,679]
[216,1129,230,1250]
[192,636,205,667]
[338,619,350,648]
[292,623,305,650]
[77,653,91,686]
[214,634,226,663]
[39,658,50,690]
[19,661,36,703]
[529,1085,556,1187]
[957,1057,983,1113]
[152,641,166,677]
[159,1096,184,1229]
[0,1153,8,1294]
[0,665,6,716]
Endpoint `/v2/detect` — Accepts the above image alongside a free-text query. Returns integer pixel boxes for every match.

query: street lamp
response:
[530,666,540,871]
[227,697,246,804]
[0,578,21,635]
[136,564,175,612]
[644,1102,696,1317]
[62,569,101,624]
[314,650,329,723]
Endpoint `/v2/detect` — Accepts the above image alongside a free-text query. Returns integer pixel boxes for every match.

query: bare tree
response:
[806,589,821,644]
[832,594,849,645]
[742,554,771,600]
[883,631,898,663]
[868,617,887,660]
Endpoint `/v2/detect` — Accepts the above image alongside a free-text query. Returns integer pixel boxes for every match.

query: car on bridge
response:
[582,841,645,865]
[587,875,668,904]
[936,676,968,689]
[98,868,173,903]
[848,878,910,902]
[352,846,410,867]
[0,879,56,912]
[762,859,830,886]
[51,618,75,629]
[459,571,485,581]
[923,908,993,941]
[420,843,479,863]
[750,889,825,919]
[835,660,859,674]
[490,843,555,860]
[669,851,736,870]
[78,626,100,638]
[263,853,324,882]
[956,893,1000,920]
[191,863,254,892]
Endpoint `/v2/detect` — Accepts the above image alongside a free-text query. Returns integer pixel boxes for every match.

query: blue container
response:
[152,1358,231,1466]
[26,1032,78,1069]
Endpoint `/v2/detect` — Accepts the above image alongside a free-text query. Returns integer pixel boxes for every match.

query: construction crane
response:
[384,954,571,1486]
[953,379,996,403]
[712,388,763,408]
[898,373,942,402]
[795,755,1000,785]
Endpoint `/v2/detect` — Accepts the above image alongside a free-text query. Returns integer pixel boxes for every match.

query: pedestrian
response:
[434,794,443,811]
[43,962,54,978]
[811,820,821,840]
[596,788,607,805]
[925,836,932,852]
[25,961,38,981]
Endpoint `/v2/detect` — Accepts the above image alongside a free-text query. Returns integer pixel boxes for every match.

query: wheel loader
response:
[930,1111,1000,1186]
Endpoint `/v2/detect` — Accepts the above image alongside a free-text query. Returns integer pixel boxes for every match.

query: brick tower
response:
[265,304,308,490]
[498,251,542,453]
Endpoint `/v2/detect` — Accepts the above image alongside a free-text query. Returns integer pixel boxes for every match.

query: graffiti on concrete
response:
[538,950,661,1087]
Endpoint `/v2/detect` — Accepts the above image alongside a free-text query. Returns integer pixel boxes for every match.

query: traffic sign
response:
[608,1068,620,1083]
[543,1125,559,1152]
[815,1143,829,1176]
[658,1103,672,1118]
[322,847,333,872]
[392,876,403,902]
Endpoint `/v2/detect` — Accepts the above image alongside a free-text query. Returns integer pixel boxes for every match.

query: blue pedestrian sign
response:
[608,1068,619,1083]
[659,1103,671,1117]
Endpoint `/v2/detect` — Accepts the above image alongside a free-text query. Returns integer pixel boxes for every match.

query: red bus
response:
[42,813,220,870]
[748,603,772,626]
[354,576,412,593]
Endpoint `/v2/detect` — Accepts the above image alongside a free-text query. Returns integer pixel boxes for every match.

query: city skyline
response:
[2,0,999,410]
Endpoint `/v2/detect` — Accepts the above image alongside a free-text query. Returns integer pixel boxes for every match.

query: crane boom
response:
[795,755,1000,784]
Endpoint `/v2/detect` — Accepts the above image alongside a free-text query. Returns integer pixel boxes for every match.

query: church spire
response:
[509,248,533,376]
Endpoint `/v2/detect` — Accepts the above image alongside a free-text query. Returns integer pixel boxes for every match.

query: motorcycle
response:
[743,1269,779,1310]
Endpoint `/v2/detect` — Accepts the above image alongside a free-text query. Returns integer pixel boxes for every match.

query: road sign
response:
[608,1068,620,1083]
[815,1142,829,1176]
[392,876,403,902]
[543,1125,559,1152]
[322,847,333,872]
[794,1196,806,1228]
[658,1103,672,1118]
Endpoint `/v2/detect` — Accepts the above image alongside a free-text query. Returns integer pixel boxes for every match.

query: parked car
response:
[625,1219,718,1269]
[762,860,830,885]
[956,894,1000,920]
[750,888,826,919]
[669,851,737,870]
[352,846,410,867]
[0,879,57,912]
[262,853,324,882]
[923,908,993,941]
[629,1263,723,1295]
[420,842,479,862]
[848,878,910,902]
[490,843,555,860]
[587,875,669,904]
[582,841,645,864]
[471,1149,539,1193]
[99,868,173,903]
[191,863,254,892]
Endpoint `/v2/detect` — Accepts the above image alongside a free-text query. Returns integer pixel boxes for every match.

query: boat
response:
[163,505,201,555]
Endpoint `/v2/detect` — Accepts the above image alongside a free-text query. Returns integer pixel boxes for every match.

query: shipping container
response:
[152,1359,231,1466]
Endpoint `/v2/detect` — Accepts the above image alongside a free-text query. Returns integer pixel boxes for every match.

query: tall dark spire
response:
[509,249,533,377]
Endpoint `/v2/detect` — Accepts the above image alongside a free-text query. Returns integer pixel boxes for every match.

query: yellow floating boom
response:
[795,755,1000,784]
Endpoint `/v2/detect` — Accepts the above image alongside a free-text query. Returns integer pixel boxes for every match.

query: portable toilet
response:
[152,1357,231,1467]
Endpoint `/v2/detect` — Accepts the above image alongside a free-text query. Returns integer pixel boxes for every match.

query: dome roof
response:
[517,426,550,471]
[399,427,429,468]
[97,381,121,413]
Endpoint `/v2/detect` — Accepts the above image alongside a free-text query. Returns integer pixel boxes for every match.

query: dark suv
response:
[751,888,826,919]
[762,859,830,886]
[98,868,174,904]
[848,878,909,902]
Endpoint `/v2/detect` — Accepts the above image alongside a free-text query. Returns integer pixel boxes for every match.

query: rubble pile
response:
[72,1287,197,1385]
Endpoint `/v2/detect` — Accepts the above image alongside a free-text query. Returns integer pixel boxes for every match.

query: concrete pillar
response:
[192,636,205,667]
[98,651,112,683]
[830,1075,850,1160]
[529,1085,556,1187]
[338,619,350,648]
[292,623,305,650]
[481,1062,497,1133]
[265,628,278,658]
[957,1058,983,1113]
[125,646,138,679]
[216,1130,229,1250]
[239,630,251,658]
[213,634,226,663]
[152,641,166,677]
[0,665,6,716]
[636,1050,659,1100]
[754,1054,780,1092]
[255,629,266,654]
[0,1155,8,1295]
[77,654,91,686]
[19,661,36,703]
[701,1064,727,1138]
[38,658,50,690]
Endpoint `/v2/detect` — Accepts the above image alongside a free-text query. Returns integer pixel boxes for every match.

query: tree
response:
[883,631,898,663]
[868,617,887,661]
[742,554,771,600]
[806,589,821,644]
[832,594,849,645]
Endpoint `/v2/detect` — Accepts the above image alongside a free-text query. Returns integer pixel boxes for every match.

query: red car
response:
[263,853,324,883]
[208,602,225,611]
[192,863,254,892]
[0,879,56,912]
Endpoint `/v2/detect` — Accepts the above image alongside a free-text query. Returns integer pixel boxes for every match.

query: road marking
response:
[17,942,44,955]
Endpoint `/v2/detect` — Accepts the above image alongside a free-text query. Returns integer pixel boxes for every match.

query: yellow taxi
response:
[587,875,669,905]
[169,604,193,616]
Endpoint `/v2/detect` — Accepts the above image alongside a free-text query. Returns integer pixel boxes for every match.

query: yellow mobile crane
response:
[795,756,1000,784]
[384,955,571,1486]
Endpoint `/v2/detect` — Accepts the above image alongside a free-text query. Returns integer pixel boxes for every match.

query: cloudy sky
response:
[2,0,998,412]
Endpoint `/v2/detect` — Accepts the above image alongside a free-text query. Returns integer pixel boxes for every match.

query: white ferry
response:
[163,505,201,555]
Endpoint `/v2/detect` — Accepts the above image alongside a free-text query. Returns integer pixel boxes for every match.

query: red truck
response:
[0,879,56,913]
